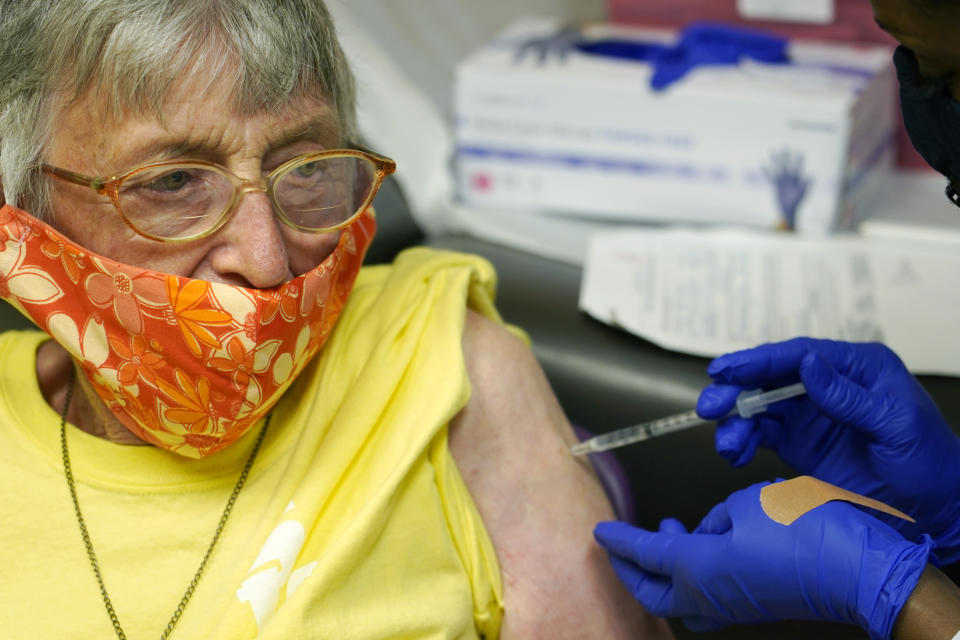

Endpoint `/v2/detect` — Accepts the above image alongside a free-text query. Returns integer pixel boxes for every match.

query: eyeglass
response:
[42,149,396,242]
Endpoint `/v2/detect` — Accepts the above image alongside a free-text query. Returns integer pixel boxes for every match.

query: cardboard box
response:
[454,19,896,233]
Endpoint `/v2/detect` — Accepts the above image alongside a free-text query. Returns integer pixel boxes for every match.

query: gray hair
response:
[0,0,357,217]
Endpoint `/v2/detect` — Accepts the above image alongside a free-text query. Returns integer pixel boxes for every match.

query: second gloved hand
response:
[698,338,960,564]
[595,482,934,640]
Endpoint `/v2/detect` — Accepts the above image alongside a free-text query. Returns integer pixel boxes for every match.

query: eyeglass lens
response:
[116,155,377,239]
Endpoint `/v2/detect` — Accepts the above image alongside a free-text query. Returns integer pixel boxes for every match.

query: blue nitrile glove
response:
[514,22,790,90]
[697,338,960,565]
[647,22,788,90]
[594,482,935,639]
[575,23,788,91]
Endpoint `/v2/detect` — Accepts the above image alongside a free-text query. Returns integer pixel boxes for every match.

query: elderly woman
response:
[0,1,672,638]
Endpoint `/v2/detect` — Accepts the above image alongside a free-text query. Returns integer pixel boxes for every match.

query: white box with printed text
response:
[454,19,897,233]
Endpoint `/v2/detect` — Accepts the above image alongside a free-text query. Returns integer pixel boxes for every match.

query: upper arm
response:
[449,311,673,640]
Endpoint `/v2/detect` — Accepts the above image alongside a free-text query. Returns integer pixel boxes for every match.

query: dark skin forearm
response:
[893,565,960,640]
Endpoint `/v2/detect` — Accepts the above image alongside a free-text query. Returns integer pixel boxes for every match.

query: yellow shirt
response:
[0,248,504,639]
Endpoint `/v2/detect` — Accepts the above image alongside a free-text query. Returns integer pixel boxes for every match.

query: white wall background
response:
[328,1,605,118]
[326,1,606,233]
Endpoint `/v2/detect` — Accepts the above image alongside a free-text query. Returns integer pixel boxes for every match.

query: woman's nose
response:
[208,190,292,288]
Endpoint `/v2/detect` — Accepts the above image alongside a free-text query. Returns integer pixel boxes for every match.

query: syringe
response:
[571,382,806,456]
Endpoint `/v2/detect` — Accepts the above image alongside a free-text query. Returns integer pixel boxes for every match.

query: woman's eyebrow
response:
[112,129,229,169]
[267,119,340,149]
[109,117,341,170]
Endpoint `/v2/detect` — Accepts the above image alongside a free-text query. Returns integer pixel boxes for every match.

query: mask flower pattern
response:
[164,278,233,357]
[300,260,336,317]
[207,333,282,415]
[109,334,166,386]
[0,227,63,311]
[158,368,220,435]
[0,204,376,459]
[259,281,301,325]
[41,228,86,284]
[85,259,167,335]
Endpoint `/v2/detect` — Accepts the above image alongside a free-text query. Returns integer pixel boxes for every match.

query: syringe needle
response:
[570,441,596,456]
[571,410,706,456]
[571,383,807,456]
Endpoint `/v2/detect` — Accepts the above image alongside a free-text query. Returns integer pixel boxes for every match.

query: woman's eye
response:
[295,161,321,178]
[148,170,191,192]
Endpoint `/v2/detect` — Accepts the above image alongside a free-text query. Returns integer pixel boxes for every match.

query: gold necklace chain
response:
[60,371,271,639]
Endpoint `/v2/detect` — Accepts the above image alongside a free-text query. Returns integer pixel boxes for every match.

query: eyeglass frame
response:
[41,148,397,243]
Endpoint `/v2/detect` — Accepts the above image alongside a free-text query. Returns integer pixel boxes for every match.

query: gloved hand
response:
[594,482,934,639]
[698,338,960,564]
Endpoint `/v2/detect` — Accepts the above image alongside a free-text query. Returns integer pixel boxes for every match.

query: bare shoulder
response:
[449,311,672,640]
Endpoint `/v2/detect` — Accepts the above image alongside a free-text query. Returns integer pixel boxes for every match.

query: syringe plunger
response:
[735,382,806,418]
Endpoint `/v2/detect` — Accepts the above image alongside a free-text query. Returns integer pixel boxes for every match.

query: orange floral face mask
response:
[0,204,375,458]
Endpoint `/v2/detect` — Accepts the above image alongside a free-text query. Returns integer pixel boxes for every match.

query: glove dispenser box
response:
[454,19,896,233]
